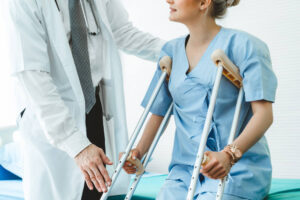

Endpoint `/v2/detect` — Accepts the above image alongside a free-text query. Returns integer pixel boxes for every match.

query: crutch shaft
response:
[228,88,244,145]
[211,49,244,200]
[101,56,172,200]
[216,88,244,200]
[186,66,224,200]
[100,72,167,200]
[125,103,173,200]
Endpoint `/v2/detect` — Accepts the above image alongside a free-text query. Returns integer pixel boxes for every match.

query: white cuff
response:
[58,131,92,158]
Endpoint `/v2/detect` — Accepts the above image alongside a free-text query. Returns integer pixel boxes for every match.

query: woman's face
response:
[166,0,201,23]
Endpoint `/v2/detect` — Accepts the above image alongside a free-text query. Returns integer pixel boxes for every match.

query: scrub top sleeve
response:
[141,67,173,116]
[141,42,174,116]
[237,40,278,103]
[9,0,51,74]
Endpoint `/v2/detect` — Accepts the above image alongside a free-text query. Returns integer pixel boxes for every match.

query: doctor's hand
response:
[200,151,232,180]
[119,149,142,174]
[75,144,113,193]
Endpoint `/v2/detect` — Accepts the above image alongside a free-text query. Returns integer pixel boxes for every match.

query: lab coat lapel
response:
[41,0,85,116]
[92,0,114,38]
[93,1,131,194]
[93,0,129,157]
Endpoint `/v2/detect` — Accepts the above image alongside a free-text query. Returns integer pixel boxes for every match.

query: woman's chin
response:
[169,15,179,22]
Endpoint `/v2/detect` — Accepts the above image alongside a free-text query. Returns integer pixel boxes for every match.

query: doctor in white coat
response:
[8,0,165,199]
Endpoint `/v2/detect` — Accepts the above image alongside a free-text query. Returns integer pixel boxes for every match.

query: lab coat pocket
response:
[99,79,114,121]
[17,108,34,137]
[16,110,26,133]
[103,117,116,167]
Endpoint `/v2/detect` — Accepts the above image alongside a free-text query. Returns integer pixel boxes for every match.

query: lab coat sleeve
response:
[106,0,166,62]
[17,71,91,158]
[8,0,50,74]
[233,36,278,103]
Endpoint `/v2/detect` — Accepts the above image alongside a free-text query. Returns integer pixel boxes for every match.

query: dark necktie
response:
[69,0,95,113]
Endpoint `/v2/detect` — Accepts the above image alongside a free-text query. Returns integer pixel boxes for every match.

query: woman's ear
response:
[199,0,212,11]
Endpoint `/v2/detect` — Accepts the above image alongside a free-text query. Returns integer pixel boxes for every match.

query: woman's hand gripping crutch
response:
[121,56,173,200]
[100,56,172,200]
[122,104,173,200]
[186,49,243,200]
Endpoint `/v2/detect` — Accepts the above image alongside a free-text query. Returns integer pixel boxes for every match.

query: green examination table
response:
[108,174,300,200]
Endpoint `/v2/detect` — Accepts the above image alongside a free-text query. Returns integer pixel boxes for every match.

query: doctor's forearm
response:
[136,114,164,157]
[114,25,165,62]
[106,0,165,62]
[17,71,91,157]
[232,101,273,155]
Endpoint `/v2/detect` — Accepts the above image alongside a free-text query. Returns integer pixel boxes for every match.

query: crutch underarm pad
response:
[211,49,243,88]
[159,56,172,79]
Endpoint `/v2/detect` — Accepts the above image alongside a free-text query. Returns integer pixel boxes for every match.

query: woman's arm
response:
[232,100,273,154]
[201,100,274,179]
[121,114,163,174]
[136,114,164,157]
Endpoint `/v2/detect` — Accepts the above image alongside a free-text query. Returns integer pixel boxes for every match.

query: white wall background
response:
[0,1,17,128]
[0,0,299,179]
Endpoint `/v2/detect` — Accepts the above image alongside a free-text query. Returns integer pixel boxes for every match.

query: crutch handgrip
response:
[201,154,210,166]
[159,56,172,79]
[126,152,145,175]
[211,49,242,88]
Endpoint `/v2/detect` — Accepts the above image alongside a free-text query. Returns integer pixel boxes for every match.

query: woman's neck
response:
[185,18,221,47]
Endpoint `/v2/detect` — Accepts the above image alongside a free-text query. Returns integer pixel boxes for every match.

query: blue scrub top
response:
[141,27,278,199]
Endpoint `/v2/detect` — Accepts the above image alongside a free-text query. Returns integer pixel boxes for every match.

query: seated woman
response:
[121,0,277,199]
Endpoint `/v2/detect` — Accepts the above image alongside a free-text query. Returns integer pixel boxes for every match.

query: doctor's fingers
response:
[81,169,94,190]
[99,149,113,165]
[89,165,107,192]
[96,160,112,187]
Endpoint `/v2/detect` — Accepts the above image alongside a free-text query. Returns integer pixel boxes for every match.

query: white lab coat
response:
[8,0,164,199]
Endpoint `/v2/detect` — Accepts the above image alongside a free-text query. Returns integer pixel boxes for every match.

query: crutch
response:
[125,103,173,200]
[100,56,172,200]
[186,49,243,200]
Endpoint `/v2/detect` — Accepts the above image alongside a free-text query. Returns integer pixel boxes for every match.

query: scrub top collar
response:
[183,27,224,77]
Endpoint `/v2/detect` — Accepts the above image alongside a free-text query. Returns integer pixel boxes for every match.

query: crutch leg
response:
[186,49,243,200]
[186,62,224,200]
[216,88,243,200]
[125,103,173,200]
[100,56,172,200]
[211,50,243,200]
